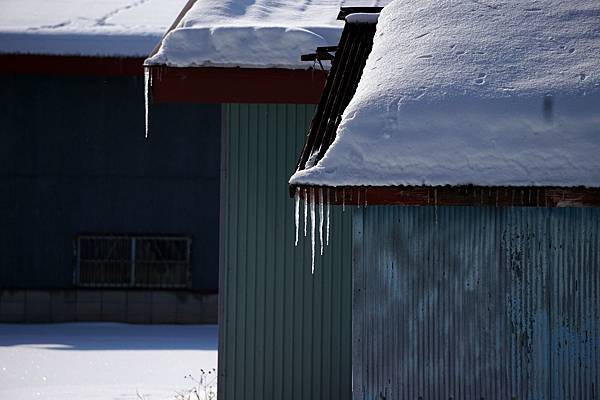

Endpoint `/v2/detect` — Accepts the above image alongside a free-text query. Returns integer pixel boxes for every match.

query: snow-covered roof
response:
[290,0,600,188]
[145,0,389,68]
[0,0,187,57]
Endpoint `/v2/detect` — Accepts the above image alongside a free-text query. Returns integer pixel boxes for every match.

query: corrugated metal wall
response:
[219,104,353,400]
[353,206,599,399]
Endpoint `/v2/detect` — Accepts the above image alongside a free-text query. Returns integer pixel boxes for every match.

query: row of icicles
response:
[295,187,330,275]
[295,187,368,274]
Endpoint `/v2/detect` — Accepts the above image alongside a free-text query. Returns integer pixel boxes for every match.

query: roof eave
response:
[289,184,600,208]
[145,66,326,104]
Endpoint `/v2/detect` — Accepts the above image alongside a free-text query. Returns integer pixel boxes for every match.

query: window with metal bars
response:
[74,235,191,288]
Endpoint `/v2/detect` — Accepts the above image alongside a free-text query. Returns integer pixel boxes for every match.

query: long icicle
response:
[304,188,308,237]
[326,188,330,246]
[144,67,151,138]
[434,188,438,224]
[319,188,324,256]
[294,187,300,246]
[310,187,316,274]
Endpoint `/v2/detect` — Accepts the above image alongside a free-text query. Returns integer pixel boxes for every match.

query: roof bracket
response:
[301,46,337,77]
[300,46,337,63]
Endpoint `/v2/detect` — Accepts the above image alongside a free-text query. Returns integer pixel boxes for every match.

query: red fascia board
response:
[148,66,327,104]
[0,54,144,76]
[292,185,600,208]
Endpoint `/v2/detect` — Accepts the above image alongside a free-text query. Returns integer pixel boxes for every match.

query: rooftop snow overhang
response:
[288,3,600,208]
[142,3,383,103]
[143,0,326,104]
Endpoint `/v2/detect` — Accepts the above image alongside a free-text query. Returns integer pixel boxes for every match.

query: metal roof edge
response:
[337,6,385,20]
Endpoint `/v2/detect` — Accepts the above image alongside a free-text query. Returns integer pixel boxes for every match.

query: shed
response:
[144,1,389,399]
[291,1,600,398]
[0,0,220,324]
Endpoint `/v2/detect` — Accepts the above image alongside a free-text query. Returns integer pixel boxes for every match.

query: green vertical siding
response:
[219,104,352,400]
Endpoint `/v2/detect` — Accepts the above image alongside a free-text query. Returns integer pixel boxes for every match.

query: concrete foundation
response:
[0,289,217,324]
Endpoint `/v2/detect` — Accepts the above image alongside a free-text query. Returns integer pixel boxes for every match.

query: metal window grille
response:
[75,235,191,288]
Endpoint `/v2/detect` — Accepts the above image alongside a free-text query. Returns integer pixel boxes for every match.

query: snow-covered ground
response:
[0,323,218,400]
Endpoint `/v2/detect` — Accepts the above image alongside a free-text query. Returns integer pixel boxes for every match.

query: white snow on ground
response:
[0,323,218,400]
[290,0,600,187]
[0,0,187,57]
[145,0,390,68]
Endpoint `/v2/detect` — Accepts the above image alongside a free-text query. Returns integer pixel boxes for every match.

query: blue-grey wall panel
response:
[353,206,599,399]
[0,74,220,290]
[219,104,353,400]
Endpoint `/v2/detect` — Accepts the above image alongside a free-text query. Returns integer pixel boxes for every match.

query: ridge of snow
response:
[0,0,187,57]
[290,0,600,187]
[145,0,390,68]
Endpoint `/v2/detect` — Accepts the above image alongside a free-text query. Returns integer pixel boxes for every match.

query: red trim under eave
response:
[148,66,327,104]
[0,54,145,76]
[291,185,600,208]
[0,54,326,103]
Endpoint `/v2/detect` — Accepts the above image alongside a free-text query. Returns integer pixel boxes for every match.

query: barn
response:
[0,0,219,324]
[144,1,397,399]
[291,1,600,398]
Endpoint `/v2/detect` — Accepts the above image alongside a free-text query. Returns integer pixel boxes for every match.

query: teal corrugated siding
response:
[219,104,353,400]
[353,206,600,399]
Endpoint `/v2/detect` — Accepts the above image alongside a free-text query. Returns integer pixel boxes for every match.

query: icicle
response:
[364,188,368,207]
[319,188,324,256]
[294,187,300,246]
[310,187,316,274]
[434,188,438,224]
[144,67,152,138]
[357,190,361,208]
[304,188,308,237]
[326,188,330,246]
[342,188,346,212]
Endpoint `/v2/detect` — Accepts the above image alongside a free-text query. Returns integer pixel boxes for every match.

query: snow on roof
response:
[345,13,380,24]
[145,0,389,69]
[290,0,600,188]
[0,0,187,57]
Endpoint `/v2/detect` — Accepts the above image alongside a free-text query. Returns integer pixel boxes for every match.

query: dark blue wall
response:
[0,73,220,291]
